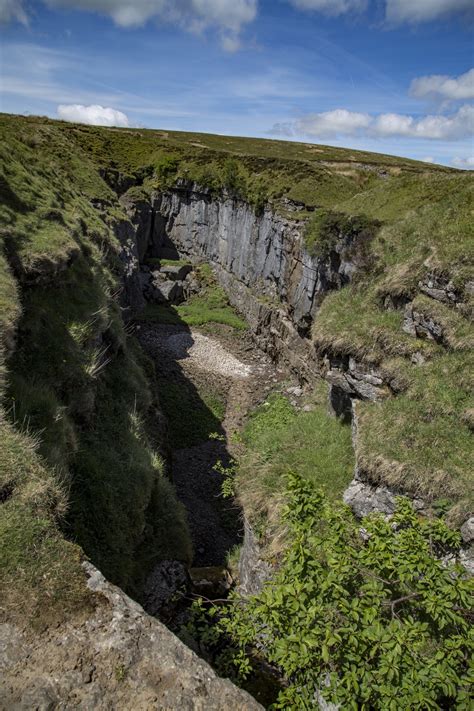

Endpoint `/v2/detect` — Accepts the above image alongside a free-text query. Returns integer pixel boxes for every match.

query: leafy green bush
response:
[153,154,180,188]
[201,475,473,709]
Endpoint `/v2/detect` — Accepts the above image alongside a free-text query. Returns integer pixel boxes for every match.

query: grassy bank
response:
[0,114,192,620]
[237,385,354,545]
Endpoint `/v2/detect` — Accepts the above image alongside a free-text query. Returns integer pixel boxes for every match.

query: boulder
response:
[161,263,193,281]
[0,562,263,710]
[143,560,189,617]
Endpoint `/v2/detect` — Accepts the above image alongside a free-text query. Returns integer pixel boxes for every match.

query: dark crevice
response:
[0,482,14,504]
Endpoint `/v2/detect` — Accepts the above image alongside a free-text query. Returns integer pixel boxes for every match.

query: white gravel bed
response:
[157,331,253,378]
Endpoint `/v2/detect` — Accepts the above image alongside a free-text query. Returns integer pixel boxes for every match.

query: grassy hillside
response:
[0,114,192,622]
[311,169,473,521]
[0,112,472,624]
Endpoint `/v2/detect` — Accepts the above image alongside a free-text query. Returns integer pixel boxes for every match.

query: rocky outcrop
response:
[0,562,262,710]
[419,274,463,306]
[343,477,426,518]
[402,304,444,342]
[132,182,368,377]
[323,354,391,403]
[238,519,272,597]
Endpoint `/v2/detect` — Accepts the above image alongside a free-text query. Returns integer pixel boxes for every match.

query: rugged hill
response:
[0,113,472,707]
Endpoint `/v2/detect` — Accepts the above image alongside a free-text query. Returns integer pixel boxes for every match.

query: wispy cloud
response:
[410,68,474,104]
[272,105,474,140]
[287,0,367,16]
[385,0,474,24]
[2,0,473,40]
[0,0,27,23]
[452,155,474,168]
[2,0,258,50]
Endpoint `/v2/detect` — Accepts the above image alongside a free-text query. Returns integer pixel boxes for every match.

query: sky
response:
[0,0,473,167]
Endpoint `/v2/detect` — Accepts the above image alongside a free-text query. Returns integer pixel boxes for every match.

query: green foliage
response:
[213,457,238,499]
[217,475,474,709]
[221,158,247,195]
[305,209,379,259]
[152,154,180,188]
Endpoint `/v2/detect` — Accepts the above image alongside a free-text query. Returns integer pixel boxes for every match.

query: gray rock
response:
[238,518,272,597]
[459,547,474,575]
[326,359,387,402]
[403,305,444,342]
[122,181,378,380]
[161,263,192,281]
[143,560,188,617]
[0,562,262,710]
[460,517,474,544]
[419,274,461,305]
[343,478,425,518]
[154,279,184,305]
[286,385,303,397]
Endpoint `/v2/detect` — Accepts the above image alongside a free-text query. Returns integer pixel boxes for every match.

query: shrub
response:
[198,475,473,709]
[305,209,379,261]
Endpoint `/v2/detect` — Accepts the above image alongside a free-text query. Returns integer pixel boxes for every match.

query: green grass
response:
[238,386,354,540]
[0,113,194,615]
[1,113,450,233]
[307,170,473,518]
[144,257,192,268]
[313,286,441,365]
[0,420,91,624]
[355,351,474,522]
[138,290,248,330]
[138,263,248,330]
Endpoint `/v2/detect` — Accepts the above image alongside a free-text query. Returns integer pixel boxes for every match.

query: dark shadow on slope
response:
[5,251,191,598]
[135,304,244,569]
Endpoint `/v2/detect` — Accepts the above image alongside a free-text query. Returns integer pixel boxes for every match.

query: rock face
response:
[343,478,426,518]
[136,182,367,378]
[238,519,272,597]
[0,563,262,710]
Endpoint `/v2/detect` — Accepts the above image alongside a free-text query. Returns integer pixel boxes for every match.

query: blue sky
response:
[0,0,473,166]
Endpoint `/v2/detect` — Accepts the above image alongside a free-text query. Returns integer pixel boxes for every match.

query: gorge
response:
[0,114,472,709]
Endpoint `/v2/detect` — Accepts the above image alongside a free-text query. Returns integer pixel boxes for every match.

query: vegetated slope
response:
[0,114,191,623]
[311,171,473,522]
[0,112,472,624]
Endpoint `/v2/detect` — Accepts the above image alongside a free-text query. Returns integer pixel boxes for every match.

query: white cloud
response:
[272,105,474,140]
[410,68,474,103]
[287,0,367,15]
[421,156,435,163]
[386,0,474,23]
[290,108,371,138]
[57,103,130,126]
[452,155,474,168]
[44,0,257,49]
[0,0,27,23]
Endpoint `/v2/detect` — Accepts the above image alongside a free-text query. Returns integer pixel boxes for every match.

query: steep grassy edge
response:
[312,173,474,522]
[0,115,192,624]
